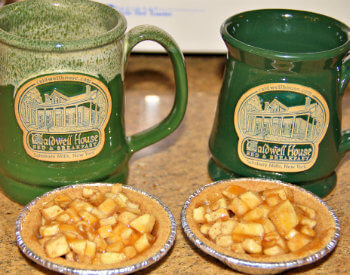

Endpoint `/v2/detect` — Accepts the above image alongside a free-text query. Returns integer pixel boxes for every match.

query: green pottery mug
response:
[0,0,188,204]
[209,9,350,197]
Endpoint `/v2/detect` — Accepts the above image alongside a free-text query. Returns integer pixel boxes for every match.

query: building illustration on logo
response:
[19,85,108,132]
[238,95,325,142]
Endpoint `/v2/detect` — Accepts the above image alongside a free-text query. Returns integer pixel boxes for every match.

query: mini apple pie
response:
[192,183,317,256]
[16,183,176,273]
[37,184,158,264]
[182,179,339,274]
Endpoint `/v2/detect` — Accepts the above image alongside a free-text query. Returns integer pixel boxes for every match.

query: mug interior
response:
[0,0,126,51]
[222,9,350,55]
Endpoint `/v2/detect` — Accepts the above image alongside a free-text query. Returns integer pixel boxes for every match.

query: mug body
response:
[209,9,350,196]
[0,0,129,203]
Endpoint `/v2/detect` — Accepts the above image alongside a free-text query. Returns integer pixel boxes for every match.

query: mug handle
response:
[122,25,188,154]
[339,58,350,154]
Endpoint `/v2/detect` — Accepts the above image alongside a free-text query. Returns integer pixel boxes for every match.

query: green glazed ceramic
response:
[0,0,188,204]
[209,9,350,197]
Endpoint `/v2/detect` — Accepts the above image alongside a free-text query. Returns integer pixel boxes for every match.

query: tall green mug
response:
[0,0,188,204]
[209,9,350,197]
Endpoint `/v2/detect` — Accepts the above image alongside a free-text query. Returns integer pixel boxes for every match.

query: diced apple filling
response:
[44,234,70,258]
[37,184,157,265]
[193,185,317,256]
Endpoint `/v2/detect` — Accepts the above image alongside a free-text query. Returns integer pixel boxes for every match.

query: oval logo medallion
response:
[234,83,329,172]
[14,74,112,162]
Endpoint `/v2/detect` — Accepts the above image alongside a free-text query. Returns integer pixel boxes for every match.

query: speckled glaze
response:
[0,0,188,204]
[0,0,126,86]
[209,9,350,197]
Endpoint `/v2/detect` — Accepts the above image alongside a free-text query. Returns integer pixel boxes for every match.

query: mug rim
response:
[221,9,350,61]
[0,0,127,52]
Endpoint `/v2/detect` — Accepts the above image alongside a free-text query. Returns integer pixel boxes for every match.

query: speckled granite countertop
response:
[1,55,350,274]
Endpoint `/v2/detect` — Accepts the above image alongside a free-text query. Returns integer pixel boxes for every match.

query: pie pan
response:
[15,183,176,274]
[181,178,340,274]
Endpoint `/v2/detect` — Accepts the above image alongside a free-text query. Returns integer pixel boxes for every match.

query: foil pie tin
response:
[15,183,176,274]
[181,178,340,274]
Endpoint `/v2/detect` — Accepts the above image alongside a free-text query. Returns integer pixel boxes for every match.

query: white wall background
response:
[97,0,350,53]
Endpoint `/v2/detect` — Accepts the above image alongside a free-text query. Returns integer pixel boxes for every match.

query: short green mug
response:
[0,0,188,204]
[209,9,350,197]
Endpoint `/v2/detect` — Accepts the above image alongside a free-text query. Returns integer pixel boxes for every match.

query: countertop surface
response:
[1,55,350,275]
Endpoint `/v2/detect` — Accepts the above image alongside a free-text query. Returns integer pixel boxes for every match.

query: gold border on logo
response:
[14,74,112,162]
[234,83,330,172]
